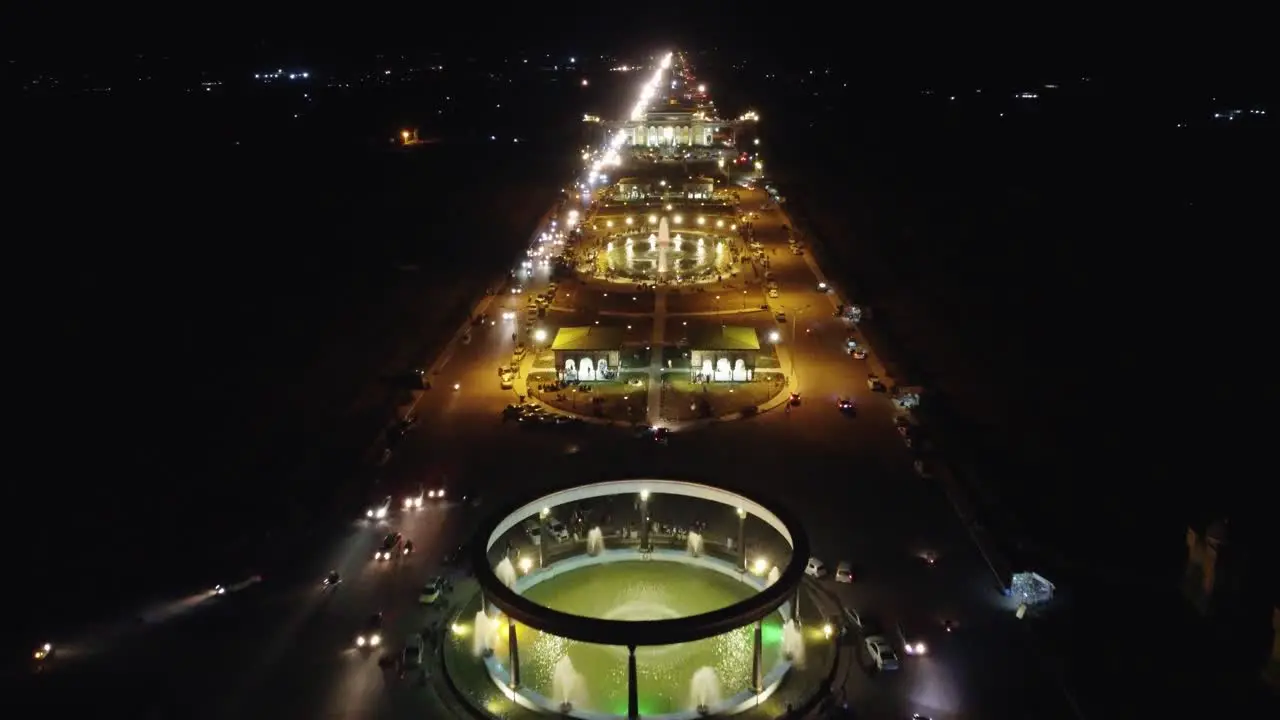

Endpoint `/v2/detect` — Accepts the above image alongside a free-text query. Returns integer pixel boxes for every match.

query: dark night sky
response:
[7,6,1271,87]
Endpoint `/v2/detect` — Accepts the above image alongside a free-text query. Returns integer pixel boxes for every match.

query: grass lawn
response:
[660,373,786,421]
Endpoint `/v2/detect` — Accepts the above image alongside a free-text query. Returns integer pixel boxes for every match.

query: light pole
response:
[781,304,809,384]
[736,507,747,571]
[538,507,550,568]
[639,490,651,551]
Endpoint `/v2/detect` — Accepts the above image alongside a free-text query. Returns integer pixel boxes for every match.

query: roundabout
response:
[446,479,823,719]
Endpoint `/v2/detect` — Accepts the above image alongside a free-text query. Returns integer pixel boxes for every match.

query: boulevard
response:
[24,52,1079,720]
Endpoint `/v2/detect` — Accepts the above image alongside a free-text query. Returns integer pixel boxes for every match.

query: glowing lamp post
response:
[639,489,651,552]
[537,507,550,567]
[736,507,747,570]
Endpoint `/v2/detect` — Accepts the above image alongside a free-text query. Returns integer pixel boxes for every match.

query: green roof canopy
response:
[688,324,760,351]
[551,326,625,352]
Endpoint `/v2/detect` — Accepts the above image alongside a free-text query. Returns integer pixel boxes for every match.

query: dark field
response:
[12,67,598,634]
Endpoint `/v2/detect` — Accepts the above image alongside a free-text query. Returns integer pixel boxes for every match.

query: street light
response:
[534,329,548,344]
[736,507,747,570]
[538,507,550,568]
[639,490,651,551]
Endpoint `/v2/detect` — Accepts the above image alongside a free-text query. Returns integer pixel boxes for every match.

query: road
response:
[25,74,1078,720]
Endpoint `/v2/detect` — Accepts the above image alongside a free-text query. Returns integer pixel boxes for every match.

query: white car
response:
[426,487,446,500]
[835,561,854,583]
[769,288,779,298]
[500,373,515,389]
[805,557,826,577]
[865,635,899,670]
[366,496,392,520]
[526,525,542,545]
[547,519,569,542]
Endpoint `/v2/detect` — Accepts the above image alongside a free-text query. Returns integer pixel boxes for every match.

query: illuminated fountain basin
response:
[600,230,730,282]
[484,550,790,718]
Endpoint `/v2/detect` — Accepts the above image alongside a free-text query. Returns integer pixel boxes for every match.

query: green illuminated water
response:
[511,562,782,715]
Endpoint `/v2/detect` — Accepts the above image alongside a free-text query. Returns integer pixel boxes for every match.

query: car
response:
[547,519,570,542]
[355,613,383,649]
[526,524,542,546]
[775,312,787,323]
[768,288,779,298]
[500,373,515,389]
[896,620,928,655]
[402,635,424,668]
[817,281,829,292]
[374,533,403,561]
[652,427,670,445]
[426,487,447,501]
[365,496,392,520]
[865,635,899,670]
[805,557,827,577]
[33,642,54,661]
[866,374,886,391]
[835,561,854,583]
[789,392,801,406]
[850,348,867,360]
[419,577,444,605]
[837,398,855,414]
[403,487,425,510]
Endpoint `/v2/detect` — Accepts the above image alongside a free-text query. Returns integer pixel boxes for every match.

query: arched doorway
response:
[580,357,596,382]
[564,359,577,382]
[715,358,731,382]
[733,358,747,382]
[700,359,713,381]
[597,358,609,381]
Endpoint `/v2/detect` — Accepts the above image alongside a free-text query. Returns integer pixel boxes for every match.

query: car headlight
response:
[370,634,381,646]
[438,489,445,498]
[403,499,411,509]
[375,508,387,518]
[366,509,374,518]
[915,643,927,654]
[356,636,366,646]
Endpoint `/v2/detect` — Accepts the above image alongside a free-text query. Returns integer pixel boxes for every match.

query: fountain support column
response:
[627,644,639,719]
[793,589,801,621]
[751,619,764,693]
[508,619,520,688]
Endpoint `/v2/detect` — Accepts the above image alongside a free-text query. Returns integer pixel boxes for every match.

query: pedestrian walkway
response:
[646,290,667,425]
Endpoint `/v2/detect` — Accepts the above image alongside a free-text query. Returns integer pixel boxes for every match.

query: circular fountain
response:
[597,217,733,283]
[456,479,810,719]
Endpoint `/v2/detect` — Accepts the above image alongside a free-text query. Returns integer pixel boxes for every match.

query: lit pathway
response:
[645,289,667,424]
